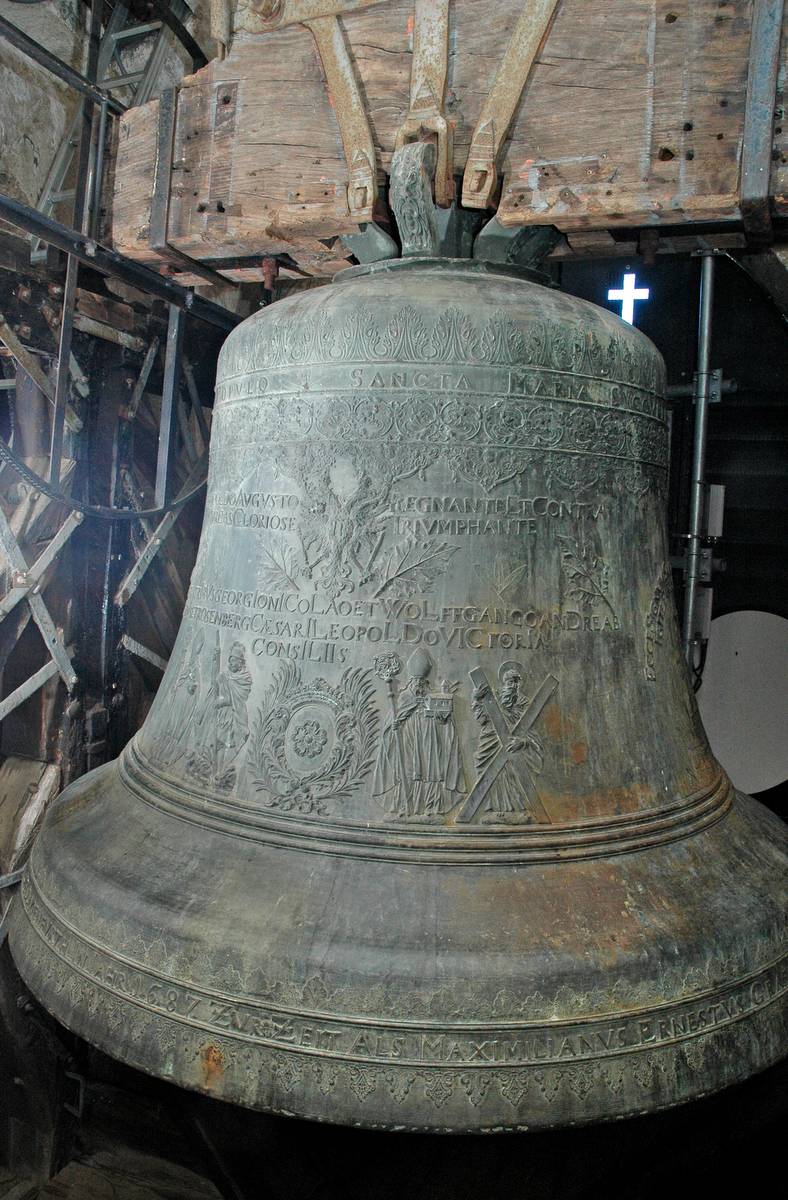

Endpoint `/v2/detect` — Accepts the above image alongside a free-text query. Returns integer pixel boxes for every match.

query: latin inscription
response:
[25,879,787,1070]
[183,586,621,666]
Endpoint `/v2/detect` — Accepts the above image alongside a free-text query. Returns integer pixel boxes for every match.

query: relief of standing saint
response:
[373,649,466,819]
[149,626,204,768]
[185,633,253,792]
[469,661,552,821]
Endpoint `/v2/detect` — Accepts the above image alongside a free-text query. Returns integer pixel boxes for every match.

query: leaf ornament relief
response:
[214,296,668,505]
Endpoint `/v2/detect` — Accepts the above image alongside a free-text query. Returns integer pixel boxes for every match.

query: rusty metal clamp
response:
[461,0,559,210]
[395,0,454,207]
[305,14,378,222]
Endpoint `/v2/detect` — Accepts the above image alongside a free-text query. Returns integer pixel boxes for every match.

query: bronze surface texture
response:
[8,253,787,1130]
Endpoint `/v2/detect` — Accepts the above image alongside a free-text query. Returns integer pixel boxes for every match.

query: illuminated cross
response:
[607,272,650,325]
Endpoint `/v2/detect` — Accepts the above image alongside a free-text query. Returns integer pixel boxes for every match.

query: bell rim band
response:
[120,737,735,865]
[10,857,788,1133]
[17,857,788,1037]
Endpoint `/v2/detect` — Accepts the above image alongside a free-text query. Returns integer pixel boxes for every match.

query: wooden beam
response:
[0,314,81,433]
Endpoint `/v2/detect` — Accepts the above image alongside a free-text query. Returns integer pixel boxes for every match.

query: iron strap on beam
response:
[0,13,126,114]
[146,0,208,70]
[741,0,785,239]
[0,192,239,332]
[150,88,237,287]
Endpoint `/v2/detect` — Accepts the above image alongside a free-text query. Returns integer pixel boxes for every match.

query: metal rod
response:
[0,14,125,115]
[0,192,238,332]
[182,357,211,448]
[682,252,716,666]
[51,0,100,485]
[156,304,185,507]
[90,99,109,241]
[50,254,79,484]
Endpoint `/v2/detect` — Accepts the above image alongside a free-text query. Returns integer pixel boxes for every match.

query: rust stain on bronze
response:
[542,702,563,739]
[200,1042,224,1088]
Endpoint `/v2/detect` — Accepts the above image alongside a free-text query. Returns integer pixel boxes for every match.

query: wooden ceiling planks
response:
[110,0,784,276]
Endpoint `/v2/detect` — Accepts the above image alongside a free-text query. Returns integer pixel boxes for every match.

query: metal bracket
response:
[707,367,723,404]
[305,16,378,222]
[473,214,562,267]
[394,0,454,207]
[461,0,560,209]
[340,222,398,263]
[62,1069,86,1120]
[150,89,237,288]
[684,367,724,404]
[740,0,785,241]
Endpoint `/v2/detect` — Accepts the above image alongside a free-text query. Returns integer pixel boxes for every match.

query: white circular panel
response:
[696,610,788,795]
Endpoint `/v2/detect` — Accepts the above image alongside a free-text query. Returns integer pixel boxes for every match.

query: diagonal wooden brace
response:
[0,509,83,619]
[306,14,378,222]
[0,504,77,690]
[115,453,208,607]
[461,0,560,210]
[395,0,454,207]
[0,313,82,434]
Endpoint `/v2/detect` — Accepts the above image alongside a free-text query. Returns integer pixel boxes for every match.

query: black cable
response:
[0,431,207,521]
[692,640,708,692]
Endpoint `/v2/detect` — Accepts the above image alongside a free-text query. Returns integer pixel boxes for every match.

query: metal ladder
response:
[30,0,194,262]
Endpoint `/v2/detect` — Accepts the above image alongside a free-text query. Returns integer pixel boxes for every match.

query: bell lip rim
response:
[334,255,554,287]
[8,872,788,1133]
[17,853,788,1036]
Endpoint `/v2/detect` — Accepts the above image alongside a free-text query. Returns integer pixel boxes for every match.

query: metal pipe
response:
[0,13,126,114]
[682,251,716,666]
[0,192,239,332]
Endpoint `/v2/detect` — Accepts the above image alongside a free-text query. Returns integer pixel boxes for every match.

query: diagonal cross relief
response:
[456,668,558,823]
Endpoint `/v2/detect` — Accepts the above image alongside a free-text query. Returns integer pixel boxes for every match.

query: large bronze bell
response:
[8,146,786,1131]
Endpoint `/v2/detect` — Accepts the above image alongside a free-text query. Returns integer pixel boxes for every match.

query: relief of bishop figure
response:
[372,648,466,819]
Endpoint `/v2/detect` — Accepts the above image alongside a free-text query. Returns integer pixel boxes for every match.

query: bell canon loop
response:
[7,155,786,1129]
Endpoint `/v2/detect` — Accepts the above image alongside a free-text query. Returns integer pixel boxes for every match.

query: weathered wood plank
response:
[112,1,773,274]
